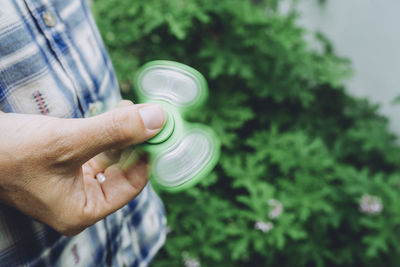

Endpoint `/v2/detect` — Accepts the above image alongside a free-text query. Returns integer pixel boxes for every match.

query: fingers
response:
[81,100,137,170]
[88,154,150,218]
[88,148,142,174]
[59,103,165,165]
[0,101,158,237]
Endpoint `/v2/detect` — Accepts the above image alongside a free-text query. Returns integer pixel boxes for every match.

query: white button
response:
[42,11,56,27]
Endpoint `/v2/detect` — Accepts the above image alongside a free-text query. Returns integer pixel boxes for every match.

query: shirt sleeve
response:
[0,0,167,266]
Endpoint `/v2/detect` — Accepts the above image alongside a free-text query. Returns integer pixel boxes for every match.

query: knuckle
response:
[53,212,94,236]
[47,128,76,165]
[25,122,76,167]
[57,225,84,236]
[118,100,134,107]
[51,217,81,236]
[104,111,134,144]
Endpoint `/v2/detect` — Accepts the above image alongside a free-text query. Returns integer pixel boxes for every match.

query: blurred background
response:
[92,0,400,266]
[296,0,400,139]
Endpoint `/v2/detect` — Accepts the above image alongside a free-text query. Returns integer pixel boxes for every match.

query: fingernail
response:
[139,104,166,130]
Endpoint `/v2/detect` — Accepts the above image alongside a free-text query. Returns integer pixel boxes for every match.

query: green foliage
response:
[93,0,400,266]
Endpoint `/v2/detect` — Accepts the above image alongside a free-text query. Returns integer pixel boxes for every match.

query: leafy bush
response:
[93,0,400,266]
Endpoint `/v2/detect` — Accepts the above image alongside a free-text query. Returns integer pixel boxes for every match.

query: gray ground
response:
[293,0,400,140]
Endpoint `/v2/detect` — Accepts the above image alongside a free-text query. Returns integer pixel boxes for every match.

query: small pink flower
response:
[268,199,283,219]
[255,220,274,233]
[359,194,383,214]
[182,252,201,267]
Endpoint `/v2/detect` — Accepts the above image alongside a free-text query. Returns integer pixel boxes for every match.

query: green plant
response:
[93,0,400,266]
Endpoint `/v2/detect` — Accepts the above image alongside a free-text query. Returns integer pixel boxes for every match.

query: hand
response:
[0,100,165,235]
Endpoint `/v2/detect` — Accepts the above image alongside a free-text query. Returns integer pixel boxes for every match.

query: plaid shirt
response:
[0,0,166,266]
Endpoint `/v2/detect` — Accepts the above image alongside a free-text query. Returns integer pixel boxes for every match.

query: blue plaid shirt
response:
[0,0,166,266]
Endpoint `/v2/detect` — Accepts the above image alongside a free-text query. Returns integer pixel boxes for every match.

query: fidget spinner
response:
[134,60,221,192]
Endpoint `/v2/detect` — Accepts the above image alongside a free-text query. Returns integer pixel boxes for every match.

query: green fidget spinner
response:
[134,60,221,192]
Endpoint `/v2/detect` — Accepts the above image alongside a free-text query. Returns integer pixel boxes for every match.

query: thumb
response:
[61,103,165,165]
